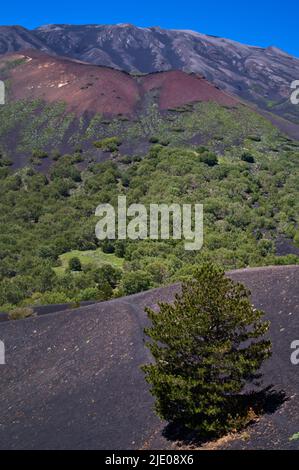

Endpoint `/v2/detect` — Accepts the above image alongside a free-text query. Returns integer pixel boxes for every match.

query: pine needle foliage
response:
[143,263,272,435]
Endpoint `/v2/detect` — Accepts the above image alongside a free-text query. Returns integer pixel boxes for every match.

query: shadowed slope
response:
[0,266,298,450]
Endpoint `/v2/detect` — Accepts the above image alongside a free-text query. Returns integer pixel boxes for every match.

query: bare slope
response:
[0,51,237,116]
[0,266,298,450]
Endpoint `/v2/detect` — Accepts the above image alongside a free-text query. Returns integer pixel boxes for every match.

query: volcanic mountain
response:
[1,24,299,124]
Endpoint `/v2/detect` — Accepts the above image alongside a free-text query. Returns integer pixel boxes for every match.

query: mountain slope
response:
[0,25,51,54]
[1,24,299,123]
[0,50,248,166]
[2,50,299,171]
[0,47,298,349]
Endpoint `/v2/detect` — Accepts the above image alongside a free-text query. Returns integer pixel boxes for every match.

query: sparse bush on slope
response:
[93,136,122,152]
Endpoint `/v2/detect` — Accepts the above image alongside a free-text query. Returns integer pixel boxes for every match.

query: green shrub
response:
[159,139,170,147]
[0,157,13,167]
[149,136,159,144]
[143,263,271,436]
[173,127,185,133]
[9,307,35,321]
[197,146,209,154]
[75,287,100,301]
[241,152,255,164]
[102,240,115,254]
[68,257,82,272]
[114,241,126,258]
[93,137,122,152]
[199,151,218,166]
[149,144,164,157]
[121,270,152,295]
[32,149,48,159]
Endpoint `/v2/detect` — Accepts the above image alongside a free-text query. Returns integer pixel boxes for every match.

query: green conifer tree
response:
[143,263,271,435]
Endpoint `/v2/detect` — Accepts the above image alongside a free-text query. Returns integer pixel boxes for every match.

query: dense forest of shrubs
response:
[0,129,298,312]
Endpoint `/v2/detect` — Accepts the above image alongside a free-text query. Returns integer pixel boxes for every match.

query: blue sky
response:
[2,0,299,57]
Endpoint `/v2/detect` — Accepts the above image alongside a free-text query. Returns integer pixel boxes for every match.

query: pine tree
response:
[142,263,271,435]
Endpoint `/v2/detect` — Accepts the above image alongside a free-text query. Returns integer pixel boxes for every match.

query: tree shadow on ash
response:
[162,386,287,447]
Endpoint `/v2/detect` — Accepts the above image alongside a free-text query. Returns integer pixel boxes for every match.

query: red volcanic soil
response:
[1,50,238,116]
[141,70,236,109]
[4,51,140,115]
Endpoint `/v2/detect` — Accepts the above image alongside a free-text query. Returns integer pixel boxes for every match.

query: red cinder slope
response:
[2,50,238,116]
[141,70,237,109]
[5,51,140,115]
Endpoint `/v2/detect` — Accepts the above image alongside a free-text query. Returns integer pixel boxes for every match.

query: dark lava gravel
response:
[0,266,298,450]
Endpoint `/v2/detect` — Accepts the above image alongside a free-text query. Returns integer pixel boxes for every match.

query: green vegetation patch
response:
[0,100,298,311]
[54,248,124,276]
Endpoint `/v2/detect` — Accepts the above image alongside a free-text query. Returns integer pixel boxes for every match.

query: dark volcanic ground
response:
[0,266,298,450]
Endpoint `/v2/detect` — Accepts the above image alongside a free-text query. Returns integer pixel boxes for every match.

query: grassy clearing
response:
[54,248,124,276]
